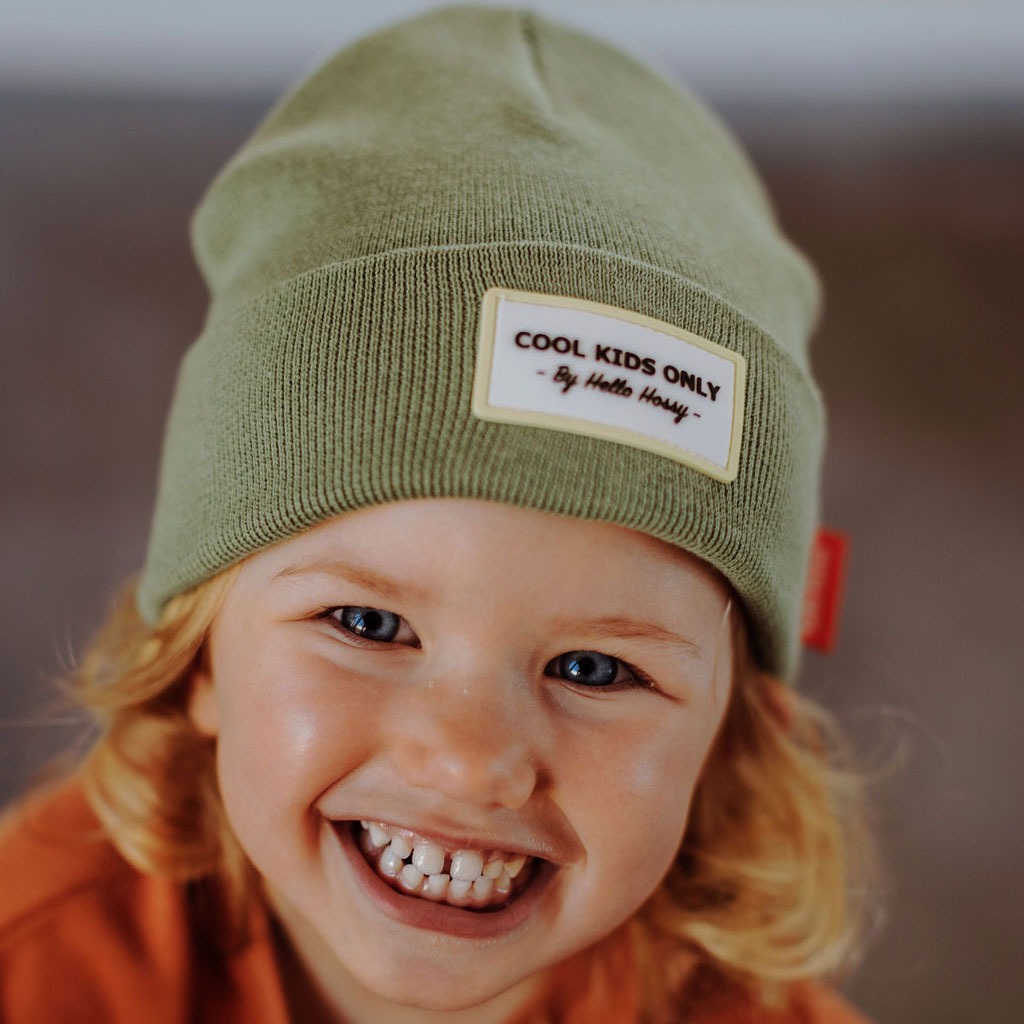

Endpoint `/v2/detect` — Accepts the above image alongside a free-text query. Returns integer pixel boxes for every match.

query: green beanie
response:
[138,4,824,678]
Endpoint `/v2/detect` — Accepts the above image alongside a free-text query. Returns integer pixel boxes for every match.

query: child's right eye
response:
[326,606,419,647]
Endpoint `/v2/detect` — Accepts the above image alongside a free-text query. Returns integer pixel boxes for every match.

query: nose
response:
[389,676,539,810]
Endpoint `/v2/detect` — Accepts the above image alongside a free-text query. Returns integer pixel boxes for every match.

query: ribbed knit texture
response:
[138,4,824,677]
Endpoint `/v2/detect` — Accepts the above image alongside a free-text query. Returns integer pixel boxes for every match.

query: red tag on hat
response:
[800,528,849,653]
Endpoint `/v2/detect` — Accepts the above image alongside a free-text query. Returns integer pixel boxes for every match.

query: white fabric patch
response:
[473,289,746,482]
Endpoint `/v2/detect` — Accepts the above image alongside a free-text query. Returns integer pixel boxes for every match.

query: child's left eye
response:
[326,606,419,646]
[545,650,649,690]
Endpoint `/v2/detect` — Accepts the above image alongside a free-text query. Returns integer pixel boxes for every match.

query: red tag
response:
[800,528,849,653]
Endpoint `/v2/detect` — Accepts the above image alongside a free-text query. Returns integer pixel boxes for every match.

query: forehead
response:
[244,498,727,597]
[224,501,733,679]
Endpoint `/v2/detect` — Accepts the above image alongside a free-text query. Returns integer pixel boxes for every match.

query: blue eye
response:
[549,650,622,688]
[333,606,402,643]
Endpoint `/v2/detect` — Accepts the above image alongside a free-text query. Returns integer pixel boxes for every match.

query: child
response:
[0,6,873,1022]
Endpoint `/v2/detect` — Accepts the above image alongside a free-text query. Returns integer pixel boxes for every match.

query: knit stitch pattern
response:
[138,5,824,677]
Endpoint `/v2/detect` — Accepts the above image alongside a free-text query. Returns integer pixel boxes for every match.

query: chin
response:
[344,945,541,1014]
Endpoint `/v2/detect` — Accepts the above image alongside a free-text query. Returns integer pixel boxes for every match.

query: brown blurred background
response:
[2,3,1022,1021]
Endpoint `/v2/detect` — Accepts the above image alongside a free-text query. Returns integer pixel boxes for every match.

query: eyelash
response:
[321,606,420,648]
[320,605,657,692]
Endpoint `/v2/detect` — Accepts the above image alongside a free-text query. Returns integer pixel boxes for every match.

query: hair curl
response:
[72,573,873,1020]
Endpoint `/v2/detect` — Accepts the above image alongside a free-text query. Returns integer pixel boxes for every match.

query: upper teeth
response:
[358,820,528,891]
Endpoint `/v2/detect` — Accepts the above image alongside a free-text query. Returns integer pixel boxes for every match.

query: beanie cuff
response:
[139,242,823,677]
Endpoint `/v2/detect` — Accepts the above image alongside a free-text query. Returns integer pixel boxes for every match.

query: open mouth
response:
[349,820,535,913]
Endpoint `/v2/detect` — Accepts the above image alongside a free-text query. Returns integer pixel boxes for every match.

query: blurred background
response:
[2,1,1022,1020]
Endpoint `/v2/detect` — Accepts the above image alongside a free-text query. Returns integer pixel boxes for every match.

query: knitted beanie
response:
[137,4,824,678]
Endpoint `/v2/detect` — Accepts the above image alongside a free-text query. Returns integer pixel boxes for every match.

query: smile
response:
[353,820,533,912]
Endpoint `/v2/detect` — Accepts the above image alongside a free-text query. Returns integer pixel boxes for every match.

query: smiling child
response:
[0,6,873,1022]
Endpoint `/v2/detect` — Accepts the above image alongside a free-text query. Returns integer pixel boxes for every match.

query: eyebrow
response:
[271,563,704,657]
[271,559,432,604]
[554,615,704,659]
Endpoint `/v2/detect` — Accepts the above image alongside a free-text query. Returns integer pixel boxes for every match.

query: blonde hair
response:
[74,569,253,941]
[638,611,873,1013]
[72,574,873,1018]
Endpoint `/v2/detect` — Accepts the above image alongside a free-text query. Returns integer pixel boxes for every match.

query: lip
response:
[330,819,559,940]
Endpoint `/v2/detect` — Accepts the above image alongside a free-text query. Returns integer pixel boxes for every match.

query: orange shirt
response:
[0,781,288,1024]
[0,781,869,1023]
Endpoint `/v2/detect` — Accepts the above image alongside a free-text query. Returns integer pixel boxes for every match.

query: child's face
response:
[190,499,733,1016]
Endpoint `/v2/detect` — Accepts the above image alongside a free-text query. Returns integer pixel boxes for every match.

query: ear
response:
[187,660,220,738]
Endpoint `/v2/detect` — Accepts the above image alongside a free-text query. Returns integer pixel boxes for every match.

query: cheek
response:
[591,645,731,875]
[211,641,378,841]
[561,714,714,932]
[608,734,705,863]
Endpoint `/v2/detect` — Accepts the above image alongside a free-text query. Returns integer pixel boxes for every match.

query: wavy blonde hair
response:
[73,572,873,1020]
